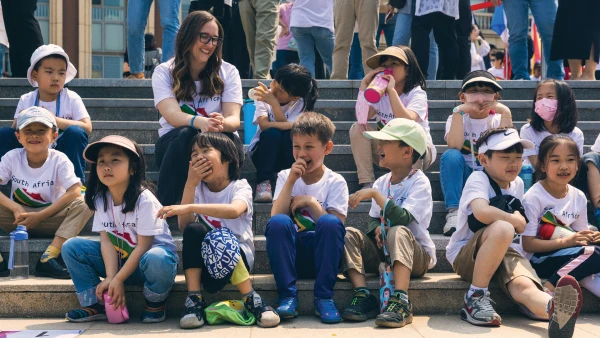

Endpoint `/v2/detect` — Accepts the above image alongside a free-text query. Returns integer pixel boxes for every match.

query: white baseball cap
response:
[17,106,57,130]
[478,128,534,154]
[27,44,77,87]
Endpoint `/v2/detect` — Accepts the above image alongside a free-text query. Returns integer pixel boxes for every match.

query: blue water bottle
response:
[9,225,29,279]
[519,164,533,193]
[242,98,257,145]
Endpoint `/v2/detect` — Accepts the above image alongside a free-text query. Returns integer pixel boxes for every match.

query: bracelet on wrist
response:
[190,115,197,130]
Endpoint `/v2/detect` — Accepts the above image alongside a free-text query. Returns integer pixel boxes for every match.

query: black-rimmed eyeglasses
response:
[198,33,223,46]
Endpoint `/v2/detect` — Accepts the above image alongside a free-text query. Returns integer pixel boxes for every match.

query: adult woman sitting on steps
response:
[152,10,244,206]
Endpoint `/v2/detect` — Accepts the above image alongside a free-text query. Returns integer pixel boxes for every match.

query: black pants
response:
[454,0,472,79]
[154,127,244,206]
[411,12,458,80]
[182,222,249,294]
[251,128,294,184]
[1,0,43,78]
[531,245,600,287]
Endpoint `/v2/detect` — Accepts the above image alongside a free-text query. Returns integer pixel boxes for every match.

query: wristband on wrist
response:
[190,115,197,130]
[453,107,464,115]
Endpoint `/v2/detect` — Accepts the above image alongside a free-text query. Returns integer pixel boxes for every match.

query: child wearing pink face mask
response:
[520,80,584,170]
[441,71,513,236]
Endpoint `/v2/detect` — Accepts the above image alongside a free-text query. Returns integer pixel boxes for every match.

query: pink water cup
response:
[103,291,129,324]
[364,68,393,103]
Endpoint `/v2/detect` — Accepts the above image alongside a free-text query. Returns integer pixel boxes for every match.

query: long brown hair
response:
[171,11,224,102]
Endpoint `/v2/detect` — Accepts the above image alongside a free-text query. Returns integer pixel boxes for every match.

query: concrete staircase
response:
[1,79,599,318]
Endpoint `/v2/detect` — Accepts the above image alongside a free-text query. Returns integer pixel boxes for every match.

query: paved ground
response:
[1,315,599,338]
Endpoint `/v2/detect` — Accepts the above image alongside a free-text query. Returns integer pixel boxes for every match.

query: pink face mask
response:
[464,92,496,104]
[535,98,558,121]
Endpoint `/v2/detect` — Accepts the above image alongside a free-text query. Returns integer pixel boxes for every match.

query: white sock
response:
[581,274,600,298]
[467,285,488,298]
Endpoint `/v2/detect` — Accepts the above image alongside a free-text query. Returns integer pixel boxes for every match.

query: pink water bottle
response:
[364,68,392,104]
[104,291,130,324]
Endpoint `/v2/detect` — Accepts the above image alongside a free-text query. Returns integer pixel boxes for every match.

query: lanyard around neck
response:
[387,169,416,200]
[34,90,61,118]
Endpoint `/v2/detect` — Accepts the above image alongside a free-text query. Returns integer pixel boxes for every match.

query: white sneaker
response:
[443,210,458,236]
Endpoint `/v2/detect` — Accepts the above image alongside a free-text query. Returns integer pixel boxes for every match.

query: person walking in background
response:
[271,1,299,75]
[126,0,181,80]
[331,0,379,79]
[0,0,43,78]
[410,0,459,80]
[454,0,472,79]
[239,0,280,79]
[496,0,563,80]
[550,0,600,80]
[289,0,335,77]
[376,0,396,49]
[144,34,162,79]
[470,24,490,72]
[0,3,8,78]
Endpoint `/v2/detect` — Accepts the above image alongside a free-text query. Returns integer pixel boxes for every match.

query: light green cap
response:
[363,118,427,156]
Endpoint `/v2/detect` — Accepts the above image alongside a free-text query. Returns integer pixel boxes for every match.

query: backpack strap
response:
[483,169,503,197]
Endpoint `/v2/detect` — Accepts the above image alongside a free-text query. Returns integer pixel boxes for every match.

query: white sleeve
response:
[152,63,175,106]
[591,134,600,153]
[460,173,491,212]
[221,65,243,105]
[67,91,90,121]
[15,93,32,118]
[444,114,453,141]
[479,40,490,57]
[253,101,269,125]
[0,150,13,184]
[325,175,349,216]
[571,190,589,232]
[520,125,537,158]
[91,199,106,233]
[401,176,433,227]
[369,177,384,218]
[56,153,81,188]
[232,180,253,215]
[136,192,167,236]
[273,170,289,201]
[522,195,541,237]
[572,128,585,156]
[404,88,428,122]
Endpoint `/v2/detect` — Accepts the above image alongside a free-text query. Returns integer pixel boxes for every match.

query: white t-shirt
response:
[193,179,255,269]
[0,149,80,207]
[92,190,176,258]
[592,134,600,153]
[369,171,436,269]
[530,75,541,81]
[16,88,90,141]
[274,167,349,229]
[521,182,589,259]
[152,59,243,137]
[487,67,505,80]
[444,113,502,170]
[446,171,525,265]
[519,124,585,167]
[290,0,334,32]
[248,99,305,152]
[370,86,436,162]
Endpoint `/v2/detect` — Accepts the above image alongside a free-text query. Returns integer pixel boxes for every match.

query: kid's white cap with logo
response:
[17,106,57,130]
[478,128,534,154]
[27,44,77,87]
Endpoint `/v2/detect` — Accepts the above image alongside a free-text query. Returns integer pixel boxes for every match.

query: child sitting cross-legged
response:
[157,132,280,329]
[266,112,349,323]
[342,118,436,328]
[445,127,583,338]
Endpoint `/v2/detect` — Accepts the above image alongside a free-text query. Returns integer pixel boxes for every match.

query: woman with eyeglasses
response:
[152,10,245,206]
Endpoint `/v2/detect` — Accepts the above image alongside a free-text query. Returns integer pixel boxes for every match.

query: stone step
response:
[3,120,599,149]
[3,98,600,122]
[2,79,600,100]
[1,274,598,318]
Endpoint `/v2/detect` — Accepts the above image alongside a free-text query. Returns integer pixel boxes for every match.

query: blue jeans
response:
[62,238,178,307]
[348,33,364,80]
[127,0,181,74]
[440,149,473,210]
[0,44,6,77]
[0,125,88,184]
[503,0,563,80]
[392,12,438,80]
[290,26,334,77]
[376,13,396,49]
[272,50,299,75]
[264,214,346,299]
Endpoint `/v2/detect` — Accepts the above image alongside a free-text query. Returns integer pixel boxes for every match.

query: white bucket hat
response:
[27,44,77,87]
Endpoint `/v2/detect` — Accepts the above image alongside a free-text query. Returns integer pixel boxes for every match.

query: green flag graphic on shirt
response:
[12,188,51,207]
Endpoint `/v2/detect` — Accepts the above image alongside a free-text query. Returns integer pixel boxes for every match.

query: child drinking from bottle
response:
[63,136,178,323]
[248,63,319,203]
[522,135,600,298]
[519,80,584,170]
[350,46,436,190]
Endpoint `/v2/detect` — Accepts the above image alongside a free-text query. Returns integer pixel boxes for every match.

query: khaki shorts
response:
[453,228,543,300]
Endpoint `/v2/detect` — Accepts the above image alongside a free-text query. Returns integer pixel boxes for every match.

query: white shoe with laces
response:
[443,210,458,236]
